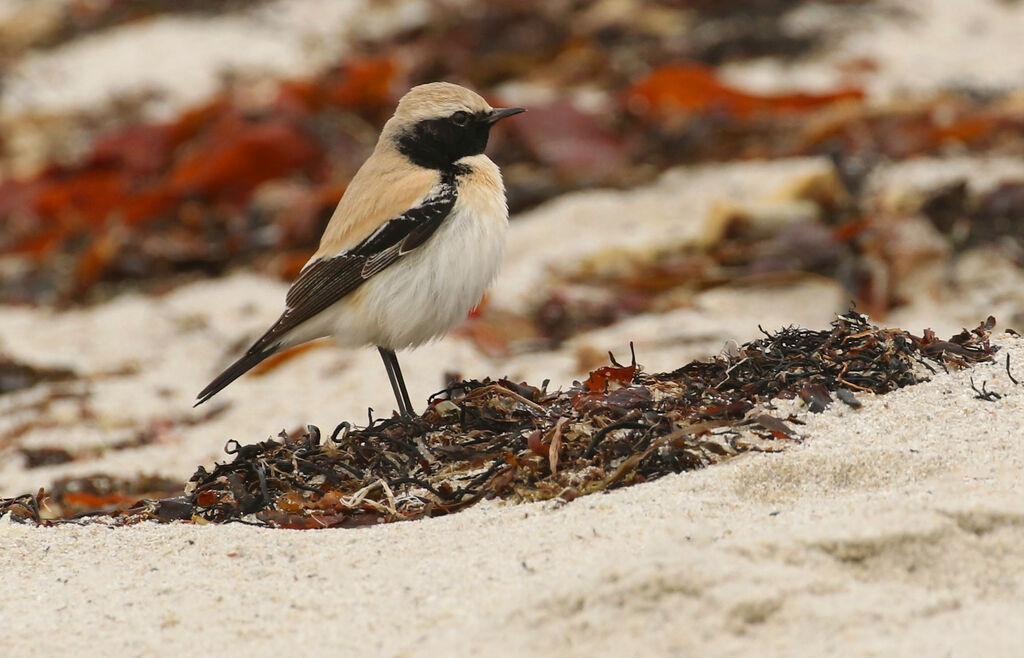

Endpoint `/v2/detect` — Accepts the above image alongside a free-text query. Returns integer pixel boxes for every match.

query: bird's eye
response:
[451,111,470,126]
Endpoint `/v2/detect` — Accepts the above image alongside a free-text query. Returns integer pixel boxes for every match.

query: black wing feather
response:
[195,175,458,405]
[195,344,278,407]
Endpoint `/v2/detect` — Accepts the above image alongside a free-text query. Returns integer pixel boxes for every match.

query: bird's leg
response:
[377,346,414,417]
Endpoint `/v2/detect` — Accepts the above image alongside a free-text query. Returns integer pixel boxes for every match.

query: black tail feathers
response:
[195,344,280,407]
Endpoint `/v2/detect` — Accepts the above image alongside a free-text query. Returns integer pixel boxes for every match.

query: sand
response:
[721,0,1024,99]
[0,0,430,118]
[7,0,1023,122]
[2,336,1022,657]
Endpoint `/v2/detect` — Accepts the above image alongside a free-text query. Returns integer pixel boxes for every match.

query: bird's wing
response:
[312,149,440,259]
[281,178,458,329]
[195,175,458,406]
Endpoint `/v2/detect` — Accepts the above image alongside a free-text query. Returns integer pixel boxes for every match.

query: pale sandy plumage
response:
[312,149,436,260]
[314,84,497,259]
[385,82,495,132]
[298,154,506,349]
[196,82,524,414]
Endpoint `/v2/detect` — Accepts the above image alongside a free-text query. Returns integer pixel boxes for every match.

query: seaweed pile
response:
[0,312,999,528]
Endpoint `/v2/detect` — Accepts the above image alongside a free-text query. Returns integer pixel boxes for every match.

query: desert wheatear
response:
[196,82,524,415]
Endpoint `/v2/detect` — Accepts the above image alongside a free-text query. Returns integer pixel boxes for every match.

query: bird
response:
[195,82,524,416]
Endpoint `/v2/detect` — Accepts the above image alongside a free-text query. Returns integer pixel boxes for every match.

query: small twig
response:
[251,462,270,507]
[1006,354,1019,386]
[585,411,644,458]
[340,480,386,510]
[387,476,447,500]
[838,378,874,393]
[330,421,352,444]
[464,383,547,413]
[378,479,398,516]
[548,417,568,475]
[970,377,1002,402]
[607,342,637,369]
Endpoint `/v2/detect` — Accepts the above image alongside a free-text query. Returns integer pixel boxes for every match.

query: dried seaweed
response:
[2,312,999,528]
[0,474,183,523]
[0,0,269,56]
[521,219,849,346]
[0,354,75,395]
[11,1,1024,305]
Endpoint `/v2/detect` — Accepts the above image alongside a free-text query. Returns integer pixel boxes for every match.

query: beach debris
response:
[0,354,75,396]
[0,0,278,55]
[18,447,75,469]
[1,311,1000,528]
[3,397,228,468]
[6,2,1024,306]
[835,388,862,409]
[0,474,183,523]
[625,63,863,120]
[969,378,1002,402]
[0,55,394,305]
[498,164,1024,351]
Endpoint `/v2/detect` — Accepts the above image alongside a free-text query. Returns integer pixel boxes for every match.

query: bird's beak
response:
[487,107,526,124]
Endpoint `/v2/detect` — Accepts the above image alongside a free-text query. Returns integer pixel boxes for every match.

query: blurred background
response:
[2,0,1024,494]
[1,0,1022,317]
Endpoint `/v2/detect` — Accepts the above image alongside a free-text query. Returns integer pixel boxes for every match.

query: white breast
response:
[314,155,508,350]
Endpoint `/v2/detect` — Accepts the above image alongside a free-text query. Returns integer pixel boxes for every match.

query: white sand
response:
[494,158,837,310]
[0,0,430,119]
[721,0,1024,99]
[2,336,1022,657]
[6,0,1022,121]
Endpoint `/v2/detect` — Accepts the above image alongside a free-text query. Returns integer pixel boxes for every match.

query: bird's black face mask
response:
[397,107,525,170]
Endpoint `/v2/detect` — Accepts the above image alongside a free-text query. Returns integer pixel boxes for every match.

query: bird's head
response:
[384,82,525,170]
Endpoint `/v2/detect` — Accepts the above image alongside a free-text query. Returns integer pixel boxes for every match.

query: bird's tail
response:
[194,343,281,407]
